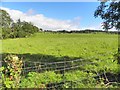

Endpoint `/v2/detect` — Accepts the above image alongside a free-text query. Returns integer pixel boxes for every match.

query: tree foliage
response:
[0,9,40,39]
[94,1,120,30]
[0,9,13,28]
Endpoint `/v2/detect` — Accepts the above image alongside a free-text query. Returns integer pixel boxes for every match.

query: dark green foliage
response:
[0,9,13,28]
[94,1,120,30]
[0,9,13,39]
[10,20,39,38]
[2,27,11,39]
[0,10,40,39]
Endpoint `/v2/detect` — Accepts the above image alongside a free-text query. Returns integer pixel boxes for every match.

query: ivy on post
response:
[2,55,23,88]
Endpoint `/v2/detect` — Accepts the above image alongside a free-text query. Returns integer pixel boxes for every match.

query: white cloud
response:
[1,7,81,31]
[26,9,35,15]
[80,24,103,30]
[81,23,117,31]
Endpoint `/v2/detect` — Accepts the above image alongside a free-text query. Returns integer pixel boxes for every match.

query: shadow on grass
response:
[1,53,81,63]
[1,53,84,75]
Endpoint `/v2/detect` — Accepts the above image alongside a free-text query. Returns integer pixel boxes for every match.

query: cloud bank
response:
[1,7,116,31]
[1,7,82,31]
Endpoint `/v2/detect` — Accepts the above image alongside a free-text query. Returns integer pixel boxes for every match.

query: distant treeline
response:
[44,29,118,34]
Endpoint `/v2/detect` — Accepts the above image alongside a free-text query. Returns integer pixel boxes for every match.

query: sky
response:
[1,2,105,31]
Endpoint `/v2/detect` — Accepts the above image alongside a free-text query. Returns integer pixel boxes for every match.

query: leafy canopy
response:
[94,0,120,30]
[0,9,40,39]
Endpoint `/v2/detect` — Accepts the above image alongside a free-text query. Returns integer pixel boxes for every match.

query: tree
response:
[11,20,39,38]
[94,0,120,31]
[94,0,120,64]
[2,27,11,39]
[0,9,13,28]
[0,9,41,39]
[0,9,13,39]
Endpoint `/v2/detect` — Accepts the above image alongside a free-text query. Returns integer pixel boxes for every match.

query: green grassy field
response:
[2,32,119,88]
[2,32,118,58]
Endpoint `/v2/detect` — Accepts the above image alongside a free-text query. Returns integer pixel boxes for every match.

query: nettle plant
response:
[2,55,23,88]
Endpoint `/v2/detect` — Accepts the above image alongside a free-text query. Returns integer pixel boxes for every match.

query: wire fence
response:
[1,57,120,89]
[22,59,95,74]
[20,58,120,89]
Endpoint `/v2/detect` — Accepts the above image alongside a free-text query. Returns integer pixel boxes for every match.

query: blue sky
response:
[1,2,104,30]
